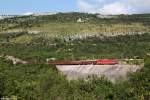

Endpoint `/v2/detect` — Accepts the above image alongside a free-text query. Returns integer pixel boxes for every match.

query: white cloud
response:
[77,0,96,13]
[125,0,150,8]
[23,12,34,15]
[99,2,128,15]
[77,0,150,15]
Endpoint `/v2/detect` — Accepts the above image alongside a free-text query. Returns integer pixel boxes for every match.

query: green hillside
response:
[0,13,150,100]
[0,13,150,43]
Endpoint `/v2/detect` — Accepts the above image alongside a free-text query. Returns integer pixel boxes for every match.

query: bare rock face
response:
[56,64,141,83]
[5,55,28,65]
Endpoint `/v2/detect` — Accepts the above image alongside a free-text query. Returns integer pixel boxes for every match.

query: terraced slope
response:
[0,13,150,43]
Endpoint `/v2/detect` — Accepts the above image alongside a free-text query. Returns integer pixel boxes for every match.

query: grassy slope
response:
[0,13,149,60]
[0,13,150,100]
[0,33,150,62]
[0,13,150,43]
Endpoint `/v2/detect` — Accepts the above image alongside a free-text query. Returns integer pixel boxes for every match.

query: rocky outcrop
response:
[56,64,141,83]
[5,55,28,65]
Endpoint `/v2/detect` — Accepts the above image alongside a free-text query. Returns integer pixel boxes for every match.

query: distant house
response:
[77,18,84,23]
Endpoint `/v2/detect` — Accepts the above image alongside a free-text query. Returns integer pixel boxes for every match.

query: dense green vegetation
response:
[0,54,149,100]
[0,33,150,61]
[0,33,150,100]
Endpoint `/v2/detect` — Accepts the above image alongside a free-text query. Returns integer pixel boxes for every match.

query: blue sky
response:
[0,0,150,15]
[0,0,78,15]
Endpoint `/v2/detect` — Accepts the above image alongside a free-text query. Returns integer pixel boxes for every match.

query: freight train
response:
[48,59,118,65]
